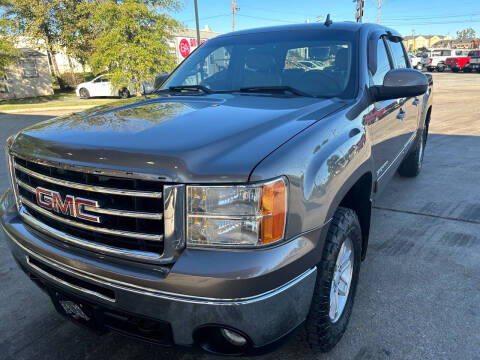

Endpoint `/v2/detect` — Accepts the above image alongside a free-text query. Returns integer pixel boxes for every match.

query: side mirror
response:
[371,68,428,102]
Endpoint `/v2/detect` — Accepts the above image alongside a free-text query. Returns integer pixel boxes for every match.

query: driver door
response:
[368,37,406,192]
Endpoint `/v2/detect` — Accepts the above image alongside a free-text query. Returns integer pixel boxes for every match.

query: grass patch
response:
[0,98,122,111]
[0,89,77,105]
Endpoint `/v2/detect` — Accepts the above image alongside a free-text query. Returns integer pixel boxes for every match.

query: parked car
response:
[409,54,423,69]
[76,74,131,99]
[1,21,432,356]
[445,50,479,72]
[421,48,467,72]
[468,50,480,72]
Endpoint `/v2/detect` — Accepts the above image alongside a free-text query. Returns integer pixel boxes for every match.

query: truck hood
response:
[12,94,345,183]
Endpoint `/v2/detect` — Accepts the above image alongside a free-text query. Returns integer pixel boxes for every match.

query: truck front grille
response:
[11,155,183,263]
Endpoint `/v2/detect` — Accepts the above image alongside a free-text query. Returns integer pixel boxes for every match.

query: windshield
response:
[162,29,358,98]
[468,51,479,57]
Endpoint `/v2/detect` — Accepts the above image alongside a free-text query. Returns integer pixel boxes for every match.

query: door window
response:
[387,40,409,69]
[370,38,392,86]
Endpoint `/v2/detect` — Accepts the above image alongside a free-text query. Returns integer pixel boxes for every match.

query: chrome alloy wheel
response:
[329,238,354,323]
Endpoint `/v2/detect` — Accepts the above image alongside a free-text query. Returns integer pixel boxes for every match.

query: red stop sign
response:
[179,39,190,58]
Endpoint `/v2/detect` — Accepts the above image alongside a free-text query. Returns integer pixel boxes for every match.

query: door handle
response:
[397,110,406,121]
[412,98,420,106]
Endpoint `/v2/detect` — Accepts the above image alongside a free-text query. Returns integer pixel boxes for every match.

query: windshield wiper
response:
[239,86,313,97]
[167,85,212,94]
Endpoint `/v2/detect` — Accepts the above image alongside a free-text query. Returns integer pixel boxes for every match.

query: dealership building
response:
[170,25,221,64]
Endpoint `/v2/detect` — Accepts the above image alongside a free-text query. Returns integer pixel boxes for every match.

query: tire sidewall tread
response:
[304,207,362,353]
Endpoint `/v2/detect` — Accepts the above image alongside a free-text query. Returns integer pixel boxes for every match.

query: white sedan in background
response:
[409,54,423,70]
[76,75,131,99]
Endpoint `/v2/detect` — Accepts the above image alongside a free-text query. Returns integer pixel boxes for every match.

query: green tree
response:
[456,27,476,42]
[87,0,179,95]
[0,0,17,76]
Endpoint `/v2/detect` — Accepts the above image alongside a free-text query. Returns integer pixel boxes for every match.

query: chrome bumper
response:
[1,189,317,347]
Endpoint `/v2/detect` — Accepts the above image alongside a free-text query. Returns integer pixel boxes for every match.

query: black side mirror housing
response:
[371,68,428,102]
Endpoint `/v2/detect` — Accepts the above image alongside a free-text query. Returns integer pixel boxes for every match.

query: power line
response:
[235,14,297,24]
[386,12,480,21]
[179,13,230,24]
[385,19,480,26]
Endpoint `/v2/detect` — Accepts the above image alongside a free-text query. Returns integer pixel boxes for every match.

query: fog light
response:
[220,328,247,346]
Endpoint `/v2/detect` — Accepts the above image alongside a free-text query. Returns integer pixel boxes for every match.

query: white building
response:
[170,25,221,64]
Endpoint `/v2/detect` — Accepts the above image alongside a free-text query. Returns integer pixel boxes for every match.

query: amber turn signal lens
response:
[260,179,286,245]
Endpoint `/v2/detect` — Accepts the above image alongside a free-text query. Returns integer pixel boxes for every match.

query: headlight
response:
[186,178,287,247]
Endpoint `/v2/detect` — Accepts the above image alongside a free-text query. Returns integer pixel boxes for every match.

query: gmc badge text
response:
[1,21,432,356]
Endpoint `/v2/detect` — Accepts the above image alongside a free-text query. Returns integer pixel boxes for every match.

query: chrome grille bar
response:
[14,163,163,198]
[20,197,163,241]
[17,179,163,220]
[19,208,163,261]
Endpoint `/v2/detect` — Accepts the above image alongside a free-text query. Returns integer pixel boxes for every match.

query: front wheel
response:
[437,65,445,72]
[304,207,362,353]
[119,88,130,99]
[79,88,90,99]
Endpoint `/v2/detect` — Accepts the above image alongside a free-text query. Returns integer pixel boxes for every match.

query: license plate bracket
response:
[49,289,107,333]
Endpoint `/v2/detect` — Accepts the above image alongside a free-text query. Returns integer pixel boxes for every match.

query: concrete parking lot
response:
[0,72,479,360]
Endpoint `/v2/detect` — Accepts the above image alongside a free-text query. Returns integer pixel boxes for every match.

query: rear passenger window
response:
[370,38,391,86]
[387,40,409,69]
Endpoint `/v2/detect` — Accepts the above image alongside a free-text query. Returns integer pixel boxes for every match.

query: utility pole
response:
[377,0,383,24]
[354,0,364,23]
[232,0,240,31]
[412,29,416,51]
[194,0,200,47]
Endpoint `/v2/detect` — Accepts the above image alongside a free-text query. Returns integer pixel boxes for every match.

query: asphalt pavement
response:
[0,73,479,360]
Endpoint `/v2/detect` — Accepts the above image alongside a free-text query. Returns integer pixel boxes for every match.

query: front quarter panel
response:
[250,105,374,240]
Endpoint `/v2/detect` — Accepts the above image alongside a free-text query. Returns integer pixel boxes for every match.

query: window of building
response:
[21,58,38,78]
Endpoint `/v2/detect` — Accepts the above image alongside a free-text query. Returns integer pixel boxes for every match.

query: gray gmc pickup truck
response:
[1,21,432,355]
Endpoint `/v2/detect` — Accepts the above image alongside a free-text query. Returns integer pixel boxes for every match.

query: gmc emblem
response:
[35,187,100,223]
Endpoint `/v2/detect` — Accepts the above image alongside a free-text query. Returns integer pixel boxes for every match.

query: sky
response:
[171,0,480,38]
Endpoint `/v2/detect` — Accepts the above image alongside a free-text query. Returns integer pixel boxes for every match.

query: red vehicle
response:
[446,50,480,72]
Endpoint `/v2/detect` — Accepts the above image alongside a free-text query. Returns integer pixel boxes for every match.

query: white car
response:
[76,75,131,99]
[409,54,422,69]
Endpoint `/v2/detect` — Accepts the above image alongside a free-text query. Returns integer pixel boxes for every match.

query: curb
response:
[0,105,98,114]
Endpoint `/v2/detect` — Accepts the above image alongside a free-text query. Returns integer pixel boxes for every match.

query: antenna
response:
[324,14,332,27]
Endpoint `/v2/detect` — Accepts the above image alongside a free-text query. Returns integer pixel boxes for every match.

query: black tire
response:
[119,88,130,99]
[304,207,362,353]
[464,66,472,73]
[437,65,445,72]
[79,88,90,99]
[398,126,427,177]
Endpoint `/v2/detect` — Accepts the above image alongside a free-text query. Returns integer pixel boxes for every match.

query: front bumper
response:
[0,189,318,350]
